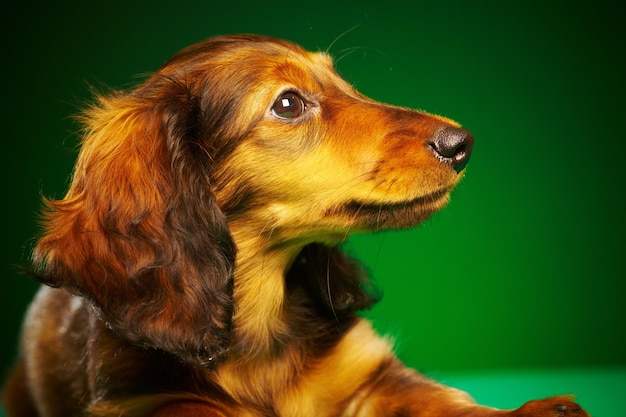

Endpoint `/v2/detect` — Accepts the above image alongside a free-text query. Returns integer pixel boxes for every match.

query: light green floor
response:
[435,367,626,417]
[1,367,623,416]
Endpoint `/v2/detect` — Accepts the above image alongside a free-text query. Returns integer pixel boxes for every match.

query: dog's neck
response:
[227,222,307,358]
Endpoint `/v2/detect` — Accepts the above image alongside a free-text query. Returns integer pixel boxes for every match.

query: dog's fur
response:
[3,35,587,417]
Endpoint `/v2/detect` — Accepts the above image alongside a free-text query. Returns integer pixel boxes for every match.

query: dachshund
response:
[2,34,588,417]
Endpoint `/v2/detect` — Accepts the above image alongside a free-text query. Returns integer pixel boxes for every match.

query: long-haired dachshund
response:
[3,34,588,417]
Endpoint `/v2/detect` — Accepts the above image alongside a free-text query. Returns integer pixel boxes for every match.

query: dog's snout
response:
[428,127,474,173]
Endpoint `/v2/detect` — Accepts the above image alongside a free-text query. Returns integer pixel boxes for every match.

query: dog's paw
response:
[510,395,590,417]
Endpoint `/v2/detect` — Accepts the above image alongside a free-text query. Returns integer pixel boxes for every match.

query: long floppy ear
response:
[32,78,236,367]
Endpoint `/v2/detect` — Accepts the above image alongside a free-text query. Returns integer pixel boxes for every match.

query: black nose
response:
[427,127,474,173]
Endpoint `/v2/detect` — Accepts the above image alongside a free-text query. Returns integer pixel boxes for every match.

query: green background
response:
[2,0,624,415]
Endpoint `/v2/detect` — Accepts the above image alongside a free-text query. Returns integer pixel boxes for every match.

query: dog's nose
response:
[427,127,474,173]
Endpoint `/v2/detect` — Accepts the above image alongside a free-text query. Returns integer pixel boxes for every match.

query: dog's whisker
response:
[325,24,362,54]
[258,219,274,239]
[349,159,385,167]
[335,48,359,64]
[334,46,389,65]
[326,252,339,323]
[379,177,401,230]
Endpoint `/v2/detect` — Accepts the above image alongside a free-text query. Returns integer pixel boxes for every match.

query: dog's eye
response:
[272,92,306,119]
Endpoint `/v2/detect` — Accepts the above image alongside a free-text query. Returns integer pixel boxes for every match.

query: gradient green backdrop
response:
[2,0,624,415]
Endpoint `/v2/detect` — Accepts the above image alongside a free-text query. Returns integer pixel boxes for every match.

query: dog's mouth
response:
[334,188,452,230]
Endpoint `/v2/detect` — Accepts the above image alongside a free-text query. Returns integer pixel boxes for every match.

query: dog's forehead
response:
[274,51,336,83]
[159,37,353,111]
[256,50,348,96]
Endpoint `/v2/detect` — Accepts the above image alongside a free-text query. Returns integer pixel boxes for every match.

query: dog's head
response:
[32,35,472,366]
[202,36,472,242]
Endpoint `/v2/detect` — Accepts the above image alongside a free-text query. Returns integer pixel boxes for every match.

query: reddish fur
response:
[2,35,588,417]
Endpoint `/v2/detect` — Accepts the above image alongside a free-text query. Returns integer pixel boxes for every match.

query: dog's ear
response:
[32,77,236,367]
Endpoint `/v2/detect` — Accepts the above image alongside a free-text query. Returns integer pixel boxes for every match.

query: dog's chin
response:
[334,189,452,231]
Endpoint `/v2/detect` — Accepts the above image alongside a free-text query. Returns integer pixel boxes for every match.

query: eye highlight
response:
[272,92,306,119]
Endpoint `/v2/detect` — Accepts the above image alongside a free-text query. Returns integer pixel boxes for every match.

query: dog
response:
[2,34,588,417]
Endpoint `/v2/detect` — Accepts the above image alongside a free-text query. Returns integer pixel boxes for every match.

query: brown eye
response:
[272,92,305,119]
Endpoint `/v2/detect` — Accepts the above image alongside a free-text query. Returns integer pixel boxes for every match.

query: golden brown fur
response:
[2,35,588,417]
